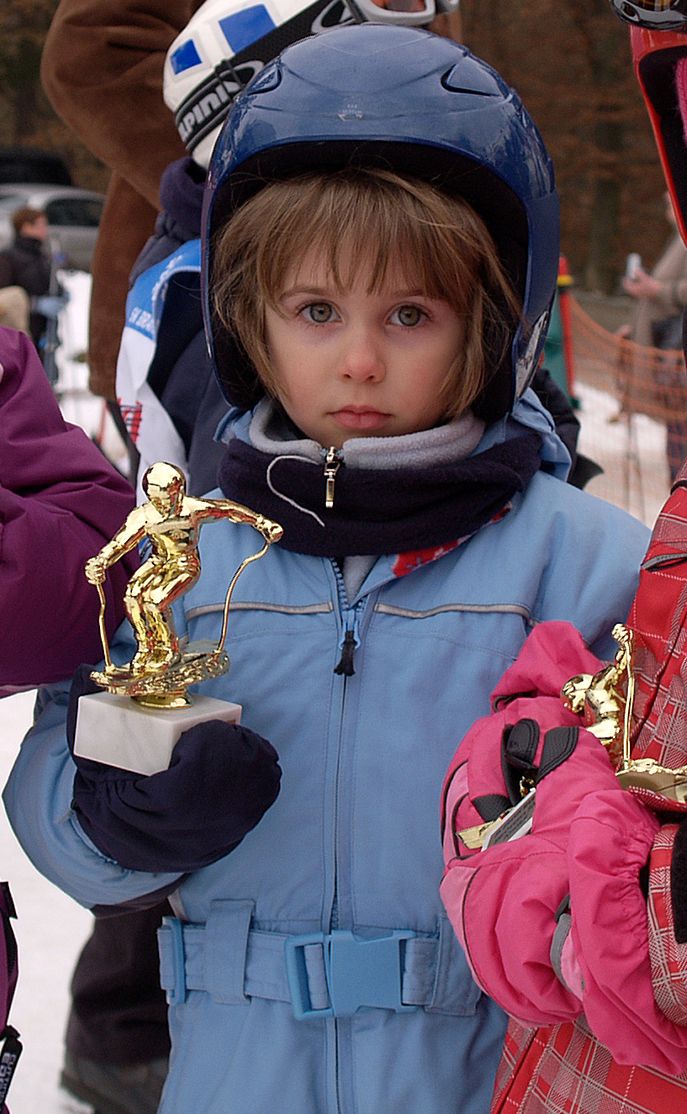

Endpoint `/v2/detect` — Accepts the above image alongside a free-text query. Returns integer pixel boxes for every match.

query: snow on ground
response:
[0,276,675,1110]
[0,692,92,1114]
[53,271,129,470]
[575,379,671,529]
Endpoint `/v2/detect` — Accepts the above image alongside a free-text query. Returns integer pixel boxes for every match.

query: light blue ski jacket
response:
[4,397,649,1114]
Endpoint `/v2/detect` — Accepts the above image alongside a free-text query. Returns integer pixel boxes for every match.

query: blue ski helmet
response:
[202,23,560,420]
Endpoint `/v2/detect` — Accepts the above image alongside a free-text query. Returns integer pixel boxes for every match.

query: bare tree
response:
[461,0,665,292]
[0,2,56,145]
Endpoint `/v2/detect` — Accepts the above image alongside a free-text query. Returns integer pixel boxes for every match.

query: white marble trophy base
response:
[74,691,242,775]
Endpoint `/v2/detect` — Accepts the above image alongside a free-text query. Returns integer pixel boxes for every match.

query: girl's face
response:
[264,252,464,448]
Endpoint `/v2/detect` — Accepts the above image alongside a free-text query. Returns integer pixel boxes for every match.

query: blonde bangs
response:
[252,172,486,311]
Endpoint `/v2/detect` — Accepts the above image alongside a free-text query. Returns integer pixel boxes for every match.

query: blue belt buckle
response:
[327,930,418,1017]
[285,929,418,1020]
[284,933,333,1020]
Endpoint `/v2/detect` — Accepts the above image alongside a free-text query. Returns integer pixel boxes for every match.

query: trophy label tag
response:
[482,789,536,849]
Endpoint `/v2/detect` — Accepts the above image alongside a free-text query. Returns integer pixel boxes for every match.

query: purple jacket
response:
[0,327,136,692]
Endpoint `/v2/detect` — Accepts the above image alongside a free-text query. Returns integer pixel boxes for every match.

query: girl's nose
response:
[340,328,385,382]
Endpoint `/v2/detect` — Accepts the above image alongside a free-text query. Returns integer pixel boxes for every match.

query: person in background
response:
[0,208,65,369]
[620,192,687,479]
[39,6,207,1108]
[0,324,137,1112]
[622,193,687,350]
[41,1,202,412]
[41,1,203,479]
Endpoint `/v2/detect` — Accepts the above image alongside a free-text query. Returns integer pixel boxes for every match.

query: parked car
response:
[0,184,104,272]
[0,147,72,186]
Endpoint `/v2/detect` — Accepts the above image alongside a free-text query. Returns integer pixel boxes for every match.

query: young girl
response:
[4,25,650,1114]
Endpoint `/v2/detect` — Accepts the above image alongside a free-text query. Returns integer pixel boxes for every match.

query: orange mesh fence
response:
[569,296,687,423]
[566,295,687,526]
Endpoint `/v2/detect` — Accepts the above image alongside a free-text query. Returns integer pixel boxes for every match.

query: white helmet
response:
[163,0,460,168]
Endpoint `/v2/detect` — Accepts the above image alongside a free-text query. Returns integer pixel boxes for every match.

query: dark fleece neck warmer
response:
[218,430,542,557]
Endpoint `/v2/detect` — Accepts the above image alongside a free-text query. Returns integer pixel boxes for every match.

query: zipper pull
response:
[334,629,356,676]
[324,447,341,510]
[334,607,361,677]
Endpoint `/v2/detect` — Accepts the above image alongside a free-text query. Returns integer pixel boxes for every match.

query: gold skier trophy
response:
[563,622,687,804]
[74,462,282,774]
[460,622,687,852]
[462,621,687,852]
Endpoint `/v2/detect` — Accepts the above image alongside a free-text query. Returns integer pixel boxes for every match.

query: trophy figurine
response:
[561,622,633,769]
[74,461,283,774]
[563,622,687,806]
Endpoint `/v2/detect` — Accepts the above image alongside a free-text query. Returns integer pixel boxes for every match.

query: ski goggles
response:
[610,0,687,32]
[349,0,459,27]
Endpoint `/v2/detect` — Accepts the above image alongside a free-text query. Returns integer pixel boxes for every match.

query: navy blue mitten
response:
[67,665,281,872]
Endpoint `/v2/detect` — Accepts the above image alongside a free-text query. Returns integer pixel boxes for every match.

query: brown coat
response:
[40,0,201,398]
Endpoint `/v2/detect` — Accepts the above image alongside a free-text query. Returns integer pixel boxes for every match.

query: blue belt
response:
[158,900,478,1020]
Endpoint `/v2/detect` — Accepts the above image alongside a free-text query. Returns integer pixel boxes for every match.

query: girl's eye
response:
[392,305,425,327]
[303,302,337,324]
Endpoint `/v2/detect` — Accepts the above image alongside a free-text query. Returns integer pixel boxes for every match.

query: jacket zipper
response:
[329,558,350,942]
[329,561,367,1114]
[323,446,342,509]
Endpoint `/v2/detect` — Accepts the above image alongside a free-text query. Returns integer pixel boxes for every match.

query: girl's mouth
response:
[331,407,390,431]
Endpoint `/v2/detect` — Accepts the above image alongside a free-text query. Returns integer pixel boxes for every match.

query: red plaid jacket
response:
[492,1018,687,1113]
[490,471,687,1112]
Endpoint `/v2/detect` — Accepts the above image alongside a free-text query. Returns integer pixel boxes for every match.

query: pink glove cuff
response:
[569,791,687,1075]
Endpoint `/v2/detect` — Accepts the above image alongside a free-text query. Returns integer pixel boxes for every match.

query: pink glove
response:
[441,715,620,1026]
[441,620,604,866]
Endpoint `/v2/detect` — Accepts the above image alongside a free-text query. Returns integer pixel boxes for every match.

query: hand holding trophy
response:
[74,461,283,774]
